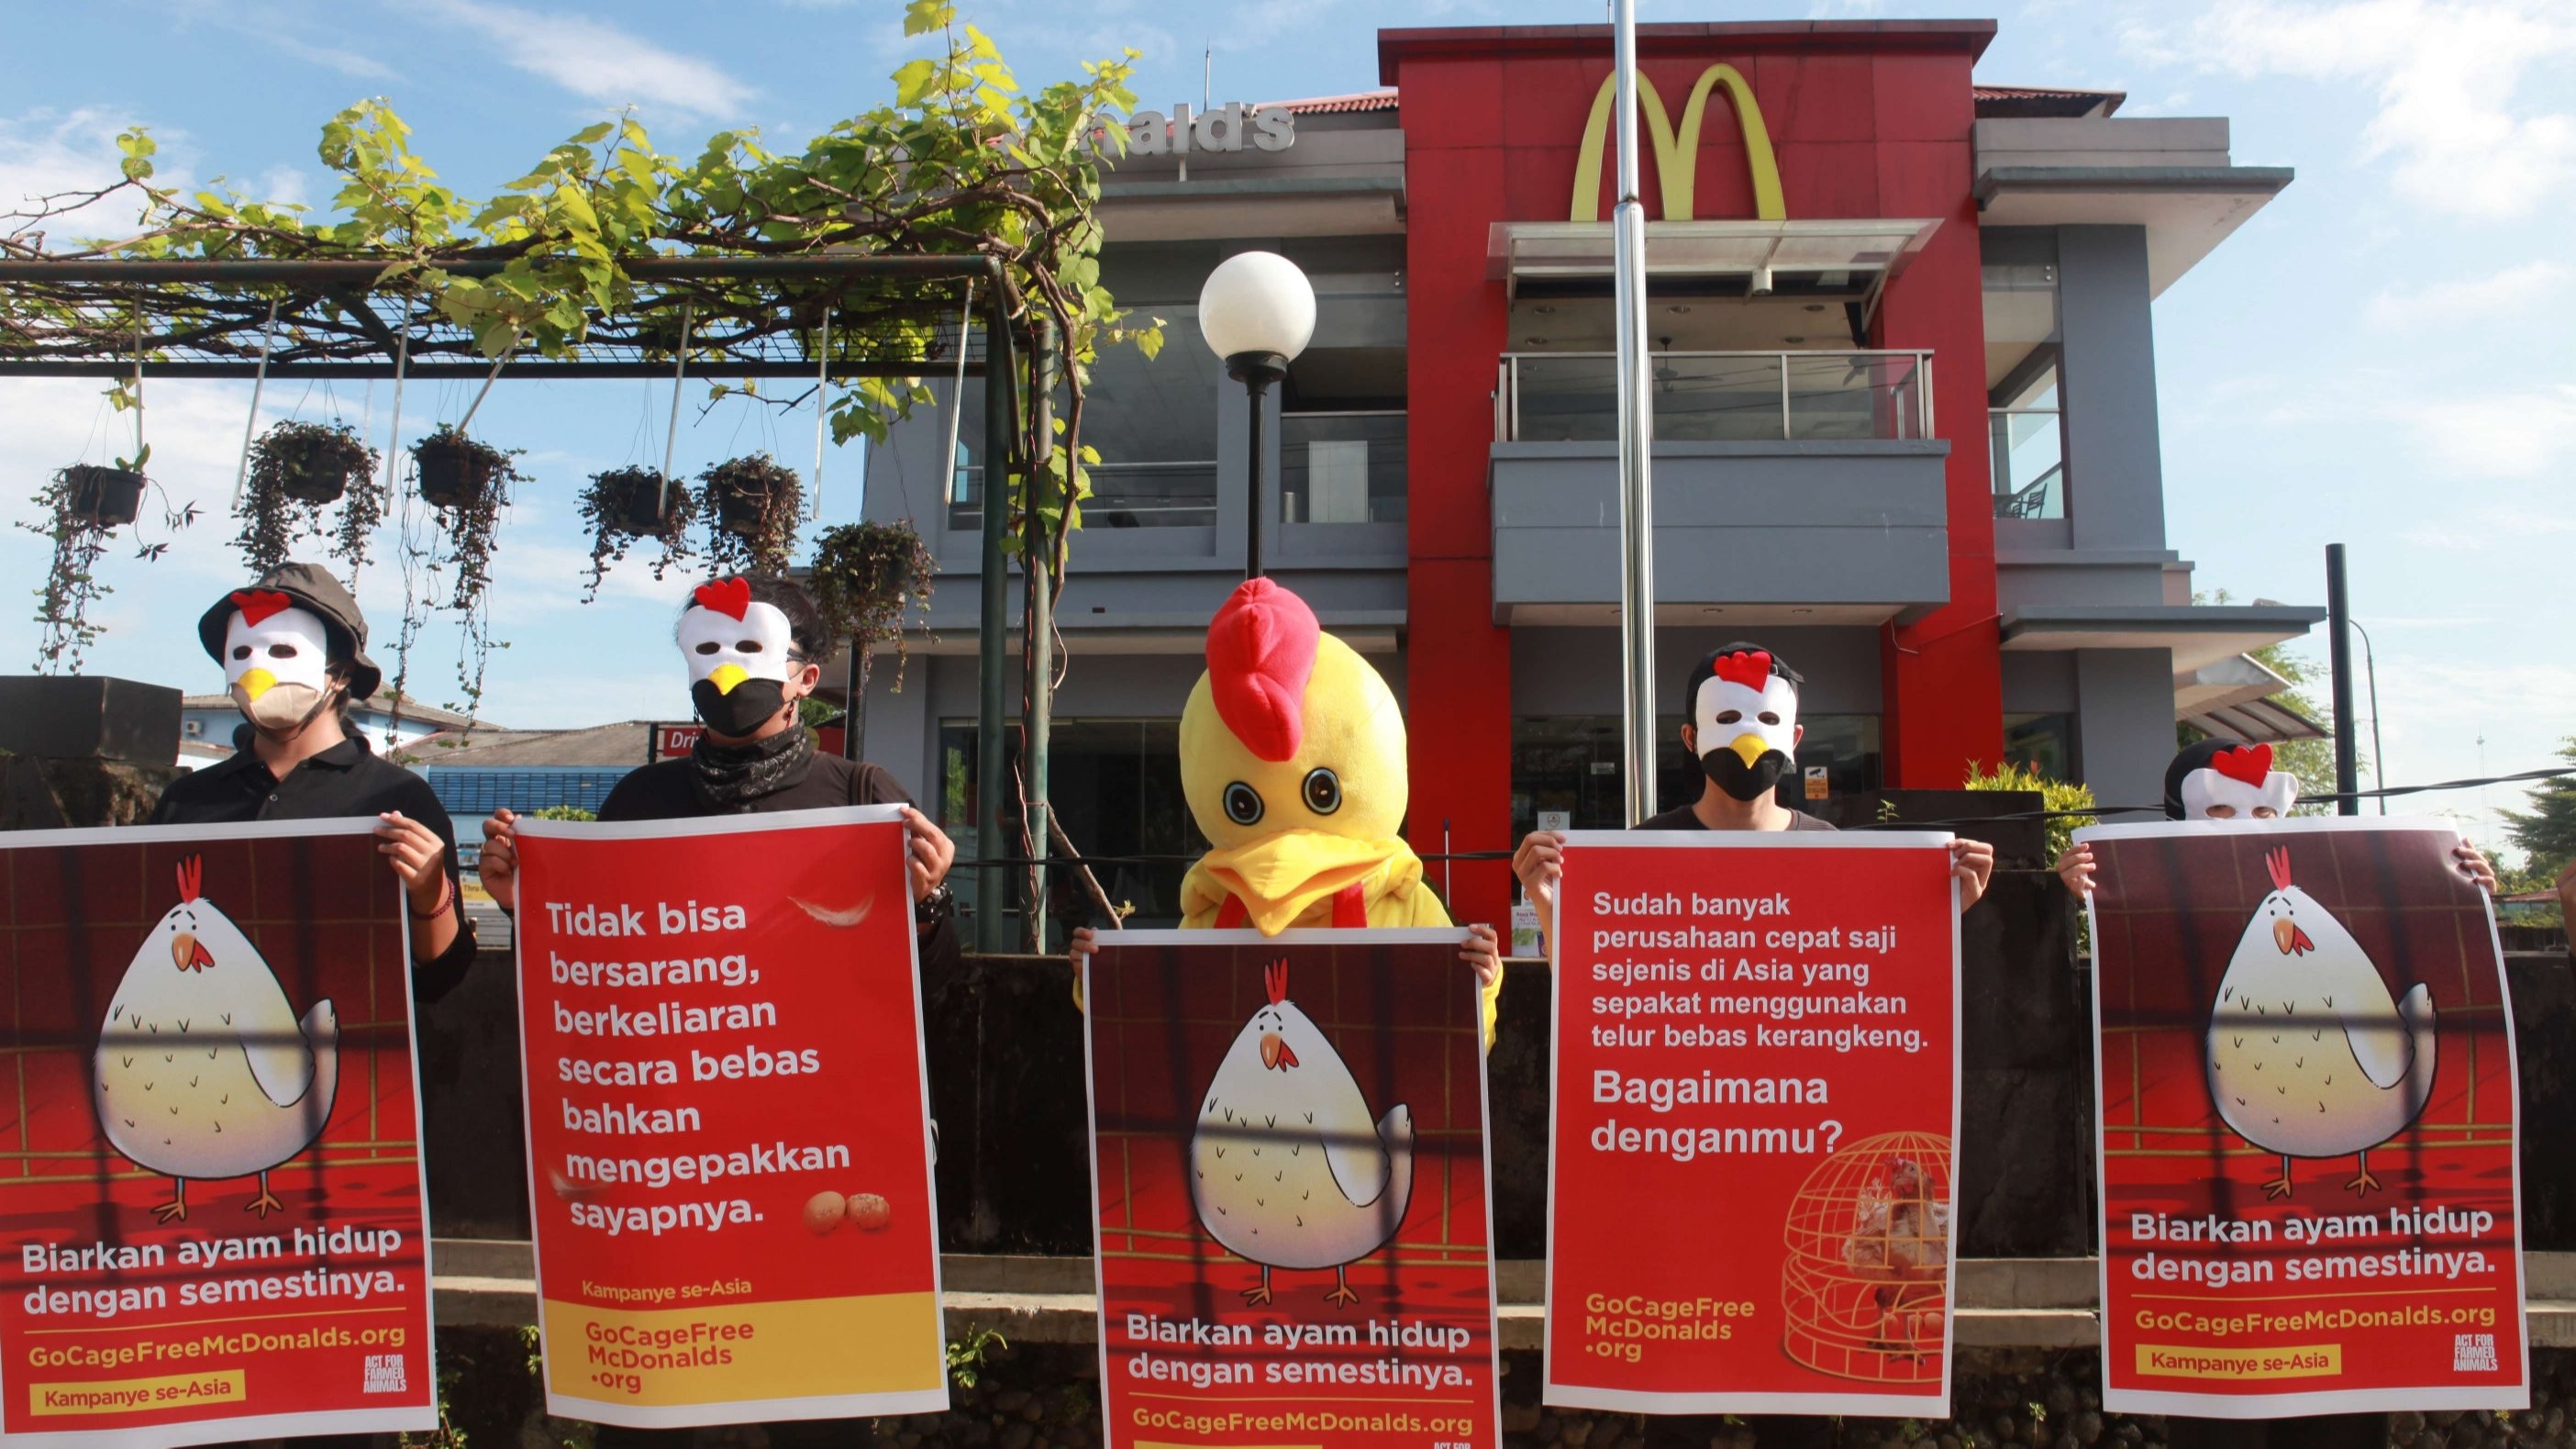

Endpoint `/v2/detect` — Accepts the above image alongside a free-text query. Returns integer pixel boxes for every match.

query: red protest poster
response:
[1544,831,1960,1415]
[1084,929,1502,1449]
[0,820,436,1446]
[511,806,946,1427]
[2082,818,2527,1416]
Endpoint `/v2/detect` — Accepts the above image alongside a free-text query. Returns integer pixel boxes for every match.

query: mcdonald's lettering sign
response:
[1570,64,1785,222]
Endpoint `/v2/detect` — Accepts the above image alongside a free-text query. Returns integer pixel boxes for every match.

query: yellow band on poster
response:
[544,1293,940,1407]
[2135,1343,2342,1380]
[29,1369,247,1415]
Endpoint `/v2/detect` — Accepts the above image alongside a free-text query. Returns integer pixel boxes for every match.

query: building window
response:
[938,719,1208,938]
[1984,244,2065,520]
[1990,367,2065,520]
[2004,712,2077,782]
[1509,715,1881,835]
[1282,412,1405,523]
[944,311,1226,533]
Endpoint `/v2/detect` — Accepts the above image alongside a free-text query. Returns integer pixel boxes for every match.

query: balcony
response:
[1496,350,1933,444]
[1488,349,1951,626]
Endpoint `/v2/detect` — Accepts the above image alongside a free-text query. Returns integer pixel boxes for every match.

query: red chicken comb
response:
[692,576,751,619]
[2265,846,2293,893]
[1206,579,1317,764]
[2212,743,2275,787]
[228,589,294,628]
[1710,650,1773,693]
[1263,957,1290,1006]
[175,854,203,904]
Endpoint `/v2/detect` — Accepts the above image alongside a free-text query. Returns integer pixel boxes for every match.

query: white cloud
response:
[260,32,398,81]
[411,0,755,119]
[0,108,175,243]
[2393,385,2576,479]
[2149,0,2576,218]
[2364,259,2568,329]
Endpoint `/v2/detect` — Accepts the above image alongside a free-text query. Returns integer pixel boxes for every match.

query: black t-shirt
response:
[1634,804,1838,832]
[147,726,480,1002]
[597,754,961,974]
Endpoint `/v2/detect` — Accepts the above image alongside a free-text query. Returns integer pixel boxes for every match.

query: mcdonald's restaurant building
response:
[853,19,2318,938]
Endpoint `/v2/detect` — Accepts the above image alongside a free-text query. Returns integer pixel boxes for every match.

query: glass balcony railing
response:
[1989,406,2064,519]
[1495,350,1934,444]
[949,461,1218,531]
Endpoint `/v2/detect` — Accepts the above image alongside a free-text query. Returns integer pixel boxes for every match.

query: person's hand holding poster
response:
[0,820,436,1447]
[1544,832,1960,1415]
[1083,930,1502,1449]
[511,806,945,1428]
[2082,818,2527,1416]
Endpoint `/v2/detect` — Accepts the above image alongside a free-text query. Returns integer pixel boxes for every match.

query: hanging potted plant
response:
[412,424,509,510]
[24,448,194,673]
[803,518,936,763]
[61,463,145,529]
[233,420,385,578]
[577,465,695,601]
[805,518,937,688]
[698,453,804,575]
[388,426,525,730]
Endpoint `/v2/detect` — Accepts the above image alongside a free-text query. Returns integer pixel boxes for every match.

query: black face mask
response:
[692,677,790,739]
[1701,746,1790,803]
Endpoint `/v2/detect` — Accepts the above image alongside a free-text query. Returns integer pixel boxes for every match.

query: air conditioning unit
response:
[183,719,204,738]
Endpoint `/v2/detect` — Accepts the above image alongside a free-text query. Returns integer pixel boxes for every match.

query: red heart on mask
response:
[2211,743,2274,787]
[1711,650,1773,693]
[230,590,294,627]
[693,576,751,620]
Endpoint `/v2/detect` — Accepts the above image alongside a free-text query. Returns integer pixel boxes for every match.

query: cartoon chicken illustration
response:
[2206,847,2435,1199]
[1192,958,1413,1307]
[94,855,339,1221]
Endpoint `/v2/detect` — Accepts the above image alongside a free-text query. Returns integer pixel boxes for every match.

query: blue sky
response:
[3,0,2569,854]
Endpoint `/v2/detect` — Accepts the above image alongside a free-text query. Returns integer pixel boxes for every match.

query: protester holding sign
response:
[2054,737,2496,896]
[480,574,959,969]
[1069,578,1500,1023]
[482,575,956,1446]
[149,563,479,1000]
[1511,644,1996,919]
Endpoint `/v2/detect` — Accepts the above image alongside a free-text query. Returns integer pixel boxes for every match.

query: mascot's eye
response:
[268,643,298,659]
[738,640,763,652]
[1302,768,1342,816]
[1758,711,1780,726]
[231,645,251,661]
[1223,782,1264,827]
[694,641,720,655]
[1715,709,1742,724]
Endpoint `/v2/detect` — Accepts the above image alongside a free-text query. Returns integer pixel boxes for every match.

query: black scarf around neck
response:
[688,726,817,813]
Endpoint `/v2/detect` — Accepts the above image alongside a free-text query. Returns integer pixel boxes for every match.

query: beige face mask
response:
[224,604,339,737]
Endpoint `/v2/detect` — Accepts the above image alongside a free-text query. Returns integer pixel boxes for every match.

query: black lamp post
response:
[1198,251,1316,580]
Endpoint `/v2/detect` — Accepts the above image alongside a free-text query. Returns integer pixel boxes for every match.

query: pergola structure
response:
[0,252,1039,951]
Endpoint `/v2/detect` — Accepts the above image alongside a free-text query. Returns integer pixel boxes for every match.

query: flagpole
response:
[1612,0,1659,825]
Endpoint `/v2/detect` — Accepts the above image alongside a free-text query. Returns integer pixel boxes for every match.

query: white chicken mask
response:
[222,592,339,737]
[1689,648,1801,802]
[678,576,801,739]
[2174,741,2299,820]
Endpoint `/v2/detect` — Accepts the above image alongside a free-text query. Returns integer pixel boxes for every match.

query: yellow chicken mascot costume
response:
[1178,578,1497,1039]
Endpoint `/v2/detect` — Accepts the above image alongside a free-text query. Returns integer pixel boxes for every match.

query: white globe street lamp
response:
[1198,251,1315,579]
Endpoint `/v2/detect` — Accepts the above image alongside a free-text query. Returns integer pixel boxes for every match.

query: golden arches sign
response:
[1569,64,1786,222]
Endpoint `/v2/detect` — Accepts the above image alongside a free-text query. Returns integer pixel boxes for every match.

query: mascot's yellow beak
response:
[708,663,749,696]
[1728,732,1770,769]
[237,668,278,701]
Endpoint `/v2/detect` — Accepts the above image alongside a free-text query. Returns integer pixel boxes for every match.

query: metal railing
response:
[949,460,1219,530]
[1496,350,1934,444]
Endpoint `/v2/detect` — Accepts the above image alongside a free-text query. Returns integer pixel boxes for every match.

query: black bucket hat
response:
[196,563,383,699]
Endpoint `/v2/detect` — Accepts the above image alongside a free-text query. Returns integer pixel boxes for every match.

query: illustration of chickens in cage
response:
[1779,1131,1954,1383]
